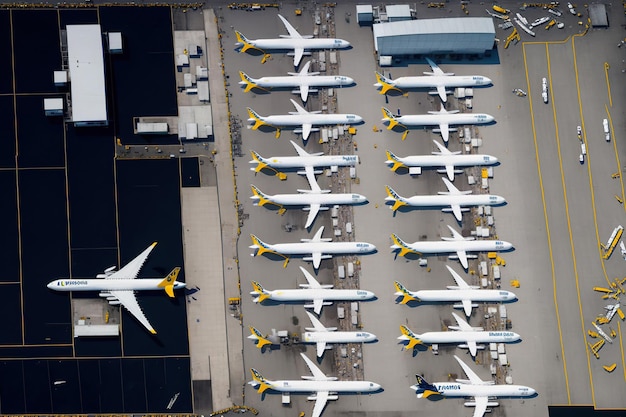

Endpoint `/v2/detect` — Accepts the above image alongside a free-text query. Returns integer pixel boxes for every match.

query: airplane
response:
[303,311,377,357]
[250,140,358,183]
[381,106,495,142]
[249,352,381,417]
[250,180,367,229]
[239,61,355,102]
[385,140,499,181]
[398,312,521,357]
[250,226,376,270]
[390,225,513,270]
[248,326,277,349]
[47,242,185,334]
[235,14,351,67]
[384,178,506,222]
[250,266,375,314]
[410,355,536,417]
[394,265,517,317]
[247,99,363,141]
[374,58,492,102]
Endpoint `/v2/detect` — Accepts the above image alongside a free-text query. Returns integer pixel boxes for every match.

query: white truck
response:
[603,119,610,141]
[542,77,548,103]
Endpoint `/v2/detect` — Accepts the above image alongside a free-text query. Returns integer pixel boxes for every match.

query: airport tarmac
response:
[217,2,626,417]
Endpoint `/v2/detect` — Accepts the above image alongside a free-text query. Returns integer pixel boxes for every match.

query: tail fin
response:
[385,186,407,212]
[250,185,271,206]
[391,234,419,257]
[250,368,273,393]
[399,325,422,350]
[249,326,273,348]
[414,375,440,398]
[157,267,182,298]
[251,281,270,302]
[239,71,259,93]
[249,150,268,172]
[250,234,272,256]
[235,31,257,53]
[374,71,400,95]
[247,108,267,130]
[385,150,406,172]
[381,107,401,130]
[394,281,418,304]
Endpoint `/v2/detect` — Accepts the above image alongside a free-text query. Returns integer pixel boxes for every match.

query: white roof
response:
[374,17,495,37]
[356,4,373,13]
[386,4,411,18]
[66,25,107,124]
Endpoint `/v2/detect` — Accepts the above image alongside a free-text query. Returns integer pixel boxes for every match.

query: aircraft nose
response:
[490,156,499,163]
[485,77,493,85]
[528,388,537,396]
[46,281,55,290]
[497,196,506,204]
[345,77,355,85]
[371,383,382,391]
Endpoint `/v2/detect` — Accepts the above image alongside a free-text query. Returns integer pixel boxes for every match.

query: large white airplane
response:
[385,140,499,181]
[235,14,351,67]
[251,170,367,228]
[410,355,536,417]
[250,226,376,270]
[374,58,493,102]
[384,178,506,222]
[398,312,521,357]
[239,61,355,102]
[381,106,495,142]
[247,99,363,141]
[390,225,513,269]
[249,352,381,417]
[250,266,375,315]
[47,243,185,334]
[394,265,517,317]
[250,140,358,183]
[303,311,377,357]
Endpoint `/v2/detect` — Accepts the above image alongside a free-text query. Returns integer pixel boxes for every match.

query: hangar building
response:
[373,17,496,59]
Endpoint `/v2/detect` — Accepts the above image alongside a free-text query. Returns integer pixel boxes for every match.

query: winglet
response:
[247,108,267,130]
[250,368,272,393]
[385,185,407,212]
[249,326,273,348]
[391,234,419,257]
[374,71,401,95]
[399,325,422,350]
[394,281,418,304]
[385,150,406,172]
[251,281,270,302]
[157,267,182,298]
[381,107,401,130]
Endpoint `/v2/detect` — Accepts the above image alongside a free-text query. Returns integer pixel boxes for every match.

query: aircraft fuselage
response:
[267,288,375,302]
[263,379,380,393]
[416,330,520,345]
[303,331,377,344]
[413,289,517,303]
[47,279,186,292]
[393,113,494,127]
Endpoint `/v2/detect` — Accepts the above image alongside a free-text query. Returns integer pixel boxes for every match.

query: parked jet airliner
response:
[394,265,517,317]
[385,140,499,181]
[384,178,506,222]
[47,242,185,334]
[381,106,494,142]
[390,225,512,269]
[235,14,351,67]
[374,58,492,102]
[410,355,536,417]
[250,226,376,270]
[250,266,375,314]
[249,352,381,417]
[239,61,354,102]
[398,312,520,357]
[247,99,363,141]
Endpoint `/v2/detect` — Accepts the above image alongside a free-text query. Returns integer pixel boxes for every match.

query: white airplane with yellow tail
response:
[249,352,381,417]
[390,226,513,269]
[394,265,517,317]
[381,106,494,142]
[303,311,377,357]
[385,140,498,181]
[398,312,521,357]
[250,266,375,314]
[235,14,351,67]
[250,140,358,182]
[47,242,185,334]
[239,61,354,102]
[247,99,363,141]
[384,178,506,222]
[411,355,536,417]
[250,226,376,270]
[374,58,492,102]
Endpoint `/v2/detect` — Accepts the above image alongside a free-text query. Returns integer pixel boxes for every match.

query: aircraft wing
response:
[462,299,473,317]
[447,265,470,289]
[111,290,156,334]
[457,250,469,269]
[311,390,330,417]
[454,355,484,385]
[278,14,302,38]
[312,298,324,314]
[304,167,317,191]
[312,252,322,270]
[109,242,157,279]
[451,204,462,222]
[302,123,313,141]
[468,341,478,357]
[300,266,322,289]
[452,312,473,331]
[316,341,327,358]
[300,352,327,380]
[300,85,309,102]
[439,123,450,143]
[294,48,305,67]
[445,164,455,181]
[472,396,489,417]
[305,204,321,229]
[436,85,447,102]
[426,57,445,76]
[291,140,310,157]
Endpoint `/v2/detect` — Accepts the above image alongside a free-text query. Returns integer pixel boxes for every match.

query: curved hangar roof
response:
[373,17,496,56]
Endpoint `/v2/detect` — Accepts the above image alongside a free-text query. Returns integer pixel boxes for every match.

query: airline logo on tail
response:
[235,31,259,54]
[249,326,273,348]
[249,150,268,172]
[250,368,273,393]
[374,71,401,95]
[394,281,417,304]
[381,107,402,131]
[156,267,182,298]
[399,325,422,350]
[250,281,270,302]
[247,108,268,130]
[391,234,420,257]
[239,71,260,93]
[385,150,406,172]
[414,375,441,398]
[250,185,271,207]
[250,234,273,256]
[385,186,407,212]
